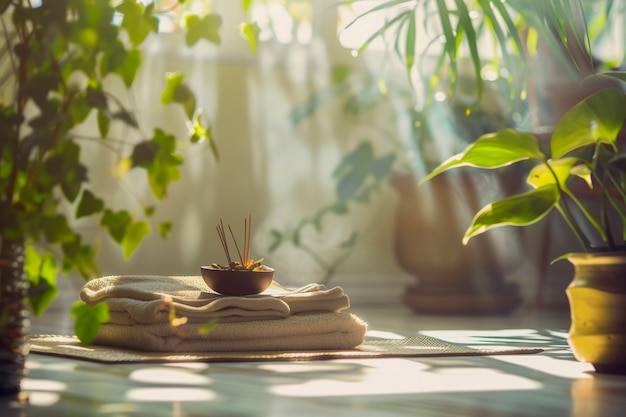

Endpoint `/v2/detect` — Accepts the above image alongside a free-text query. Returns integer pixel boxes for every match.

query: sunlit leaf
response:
[240,22,260,52]
[526,157,579,189]
[161,72,196,119]
[122,221,151,258]
[71,301,110,345]
[463,185,559,244]
[552,88,626,158]
[117,0,158,46]
[422,129,545,182]
[184,14,222,46]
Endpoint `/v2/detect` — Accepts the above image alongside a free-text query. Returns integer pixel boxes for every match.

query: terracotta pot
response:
[0,240,29,396]
[391,173,524,314]
[566,252,626,374]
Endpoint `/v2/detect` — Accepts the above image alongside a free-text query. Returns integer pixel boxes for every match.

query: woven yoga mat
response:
[27,334,542,364]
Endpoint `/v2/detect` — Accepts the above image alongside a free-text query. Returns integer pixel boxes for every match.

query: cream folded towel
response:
[93,312,368,352]
[80,275,350,325]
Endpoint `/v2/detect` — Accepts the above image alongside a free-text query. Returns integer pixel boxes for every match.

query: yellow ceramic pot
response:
[566,252,626,374]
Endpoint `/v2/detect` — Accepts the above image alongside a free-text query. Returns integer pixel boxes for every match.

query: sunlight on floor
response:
[126,387,217,402]
[268,358,541,398]
[129,367,213,385]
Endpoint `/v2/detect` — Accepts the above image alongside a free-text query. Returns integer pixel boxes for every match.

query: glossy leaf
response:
[422,129,545,182]
[526,157,579,189]
[71,301,110,345]
[552,88,626,159]
[463,185,560,244]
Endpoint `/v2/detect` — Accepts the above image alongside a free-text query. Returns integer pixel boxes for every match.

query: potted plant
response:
[422,79,626,373]
[0,0,257,395]
[269,0,620,311]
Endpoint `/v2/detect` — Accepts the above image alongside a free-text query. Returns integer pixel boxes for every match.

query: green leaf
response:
[184,14,222,46]
[141,129,183,199]
[76,189,105,218]
[453,0,483,107]
[122,221,151,258]
[101,209,132,243]
[527,157,579,189]
[71,301,110,345]
[117,0,158,46]
[189,114,218,158]
[404,11,416,78]
[28,280,58,318]
[112,109,138,128]
[333,142,374,200]
[240,22,260,52]
[24,247,59,317]
[161,73,196,119]
[61,238,99,280]
[116,48,142,87]
[268,229,283,253]
[463,185,559,244]
[241,0,253,12]
[158,221,171,238]
[552,88,626,158]
[603,72,626,84]
[131,140,158,168]
[609,154,626,173]
[97,109,110,137]
[371,153,396,180]
[42,214,76,244]
[422,129,545,182]
[86,86,108,109]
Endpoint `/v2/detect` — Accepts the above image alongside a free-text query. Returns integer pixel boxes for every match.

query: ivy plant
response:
[0,0,257,343]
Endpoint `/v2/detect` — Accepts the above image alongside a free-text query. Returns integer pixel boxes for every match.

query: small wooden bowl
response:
[200,266,274,296]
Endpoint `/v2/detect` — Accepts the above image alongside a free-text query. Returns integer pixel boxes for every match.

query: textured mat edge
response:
[27,334,543,364]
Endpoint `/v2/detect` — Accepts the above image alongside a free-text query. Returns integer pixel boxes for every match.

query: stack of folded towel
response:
[79,275,367,353]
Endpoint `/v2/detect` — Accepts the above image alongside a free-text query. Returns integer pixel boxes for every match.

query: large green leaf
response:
[551,88,626,158]
[422,129,545,182]
[463,185,559,244]
[71,301,110,345]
